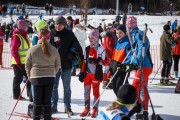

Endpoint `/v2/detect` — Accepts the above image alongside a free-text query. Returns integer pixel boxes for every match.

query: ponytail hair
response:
[39,28,51,57]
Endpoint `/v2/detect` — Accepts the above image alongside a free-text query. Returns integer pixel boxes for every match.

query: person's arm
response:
[54,48,61,73]
[11,35,21,65]
[25,48,32,79]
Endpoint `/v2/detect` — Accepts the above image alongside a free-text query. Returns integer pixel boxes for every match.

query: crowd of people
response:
[0,11,180,120]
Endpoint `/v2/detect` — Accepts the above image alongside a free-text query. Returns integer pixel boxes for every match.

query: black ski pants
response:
[173,55,180,72]
[161,58,172,78]
[13,65,31,99]
[33,79,54,120]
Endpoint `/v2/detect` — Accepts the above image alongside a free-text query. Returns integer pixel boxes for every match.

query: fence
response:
[1,42,164,74]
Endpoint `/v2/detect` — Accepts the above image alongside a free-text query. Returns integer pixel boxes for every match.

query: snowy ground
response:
[0,69,180,120]
[1,15,180,120]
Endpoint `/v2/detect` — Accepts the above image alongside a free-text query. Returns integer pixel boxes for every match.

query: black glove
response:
[87,58,99,64]
[79,72,85,83]
[128,101,142,117]
[116,63,126,72]
[125,64,139,72]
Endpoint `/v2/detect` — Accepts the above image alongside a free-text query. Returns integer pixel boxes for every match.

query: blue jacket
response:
[172,21,178,31]
[130,27,153,68]
[96,107,129,120]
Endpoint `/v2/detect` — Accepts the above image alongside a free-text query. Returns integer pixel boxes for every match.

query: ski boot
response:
[80,107,90,117]
[174,71,178,79]
[65,108,74,118]
[91,107,98,118]
[136,110,149,120]
[160,79,164,84]
[169,75,175,80]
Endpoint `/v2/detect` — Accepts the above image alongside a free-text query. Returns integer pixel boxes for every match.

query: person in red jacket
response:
[102,33,114,89]
[0,27,5,68]
[172,25,180,78]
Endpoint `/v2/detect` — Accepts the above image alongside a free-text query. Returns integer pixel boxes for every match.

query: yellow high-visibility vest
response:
[11,34,30,64]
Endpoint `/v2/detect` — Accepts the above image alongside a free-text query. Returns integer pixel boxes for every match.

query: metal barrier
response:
[0,43,178,74]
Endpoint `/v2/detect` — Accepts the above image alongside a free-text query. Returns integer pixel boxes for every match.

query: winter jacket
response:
[50,27,83,70]
[160,31,180,60]
[110,36,131,74]
[102,35,114,61]
[172,21,178,32]
[31,34,38,46]
[73,27,87,52]
[131,27,153,67]
[172,32,180,55]
[11,29,30,65]
[81,44,106,74]
[25,42,61,79]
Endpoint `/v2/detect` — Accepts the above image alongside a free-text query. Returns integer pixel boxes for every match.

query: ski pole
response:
[149,62,163,83]
[8,79,29,120]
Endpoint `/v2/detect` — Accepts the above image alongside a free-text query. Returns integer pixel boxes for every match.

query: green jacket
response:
[160,31,180,60]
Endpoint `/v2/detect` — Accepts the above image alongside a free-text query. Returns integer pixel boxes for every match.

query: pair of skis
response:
[6,112,60,120]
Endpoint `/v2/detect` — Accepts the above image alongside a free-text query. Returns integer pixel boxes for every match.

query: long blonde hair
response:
[39,28,51,57]
[106,98,123,111]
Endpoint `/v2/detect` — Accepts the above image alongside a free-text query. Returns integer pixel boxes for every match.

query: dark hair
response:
[39,28,51,57]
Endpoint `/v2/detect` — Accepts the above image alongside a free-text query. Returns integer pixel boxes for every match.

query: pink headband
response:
[38,33,50,40]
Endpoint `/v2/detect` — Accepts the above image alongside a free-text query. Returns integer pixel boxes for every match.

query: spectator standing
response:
[72,4,76,15]
[11,20,31,100]
[72,19,87,76]
[66,16,73,31]
[21,3,26,15]
[45,3,49,15]
[122,13,127,25]
[172,25,180,78]
[9,5,14,16]
[25,27,60,120]
[2,4,7,17]
[172,19,178,34]
[50,16,83,115]
[128,3,132,15]
[160,24,180,84]
[0,27,5,68]
[16,4,19,15]
[49,4,53,15]
[109,8,113,15]
[170,3,173,16]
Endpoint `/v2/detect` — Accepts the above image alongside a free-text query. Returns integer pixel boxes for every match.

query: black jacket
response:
[50,28,83,70]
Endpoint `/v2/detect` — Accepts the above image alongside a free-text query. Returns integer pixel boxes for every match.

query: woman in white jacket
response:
[72,24,87,76]
[73,24,87,53]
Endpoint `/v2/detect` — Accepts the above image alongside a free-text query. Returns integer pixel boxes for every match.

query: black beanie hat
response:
[163,24,170,31]
[116,24,127,34]
[117,84,136,104]
[55,16,66,26]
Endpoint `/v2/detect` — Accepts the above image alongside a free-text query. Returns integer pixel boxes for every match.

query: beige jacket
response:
[25,43,61,79]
